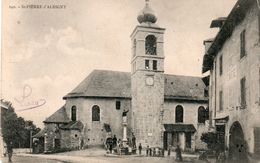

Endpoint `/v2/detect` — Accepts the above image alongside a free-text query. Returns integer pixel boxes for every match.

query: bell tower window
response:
[145,35,157,55]
[153,60,157,70]
[145,60,150,69]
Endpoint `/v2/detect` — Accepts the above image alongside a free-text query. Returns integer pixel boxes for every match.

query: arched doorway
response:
[229,121,248,162]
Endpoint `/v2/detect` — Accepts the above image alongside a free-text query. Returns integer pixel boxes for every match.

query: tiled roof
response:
[64,70,207,101]
[164,124,196,133]
[44,105,70,123]
[64,70,131,99]
[32,128,47,138]
[60,121,84,130]
[164,74,207,101]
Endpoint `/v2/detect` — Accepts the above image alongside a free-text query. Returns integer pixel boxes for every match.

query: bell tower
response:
[131,0,165,147]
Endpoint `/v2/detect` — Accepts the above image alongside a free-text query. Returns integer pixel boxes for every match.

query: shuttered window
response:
[219,55,223,76]
[219,91,223,111]
[254,127,260,154]
[254,127,260,155]
[240,77,246,109]
[258,11,260,42]
[240,30,246,58]
[116,101,121,110]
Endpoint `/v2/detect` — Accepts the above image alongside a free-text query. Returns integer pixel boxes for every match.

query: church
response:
[33,0,209,153]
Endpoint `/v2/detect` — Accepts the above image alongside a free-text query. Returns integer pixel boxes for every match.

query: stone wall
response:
[60,130,71,149]
[131,71,164,147]
[44,123,56,152]
[65,98,131,146]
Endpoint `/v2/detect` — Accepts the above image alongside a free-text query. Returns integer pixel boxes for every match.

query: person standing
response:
[112,135,117,148]
[109,142,113,154]
[175,145,183,162]
[138,143,142,155]
[149,148,152,156]
[106,137,113,153]
[146,145,149,156]
[7,141,13,162]
[132,134,136,149]
[168,145,171,156]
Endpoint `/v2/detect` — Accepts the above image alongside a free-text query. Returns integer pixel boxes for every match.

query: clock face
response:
[146,77,154,86]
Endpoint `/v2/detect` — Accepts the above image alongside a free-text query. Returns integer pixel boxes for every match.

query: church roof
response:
[64,70,131,99]
[164,74,207,101]
[64,70,207,101]
[44,105,70,123]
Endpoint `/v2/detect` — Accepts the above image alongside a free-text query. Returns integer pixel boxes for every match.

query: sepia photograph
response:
[1,0,260,162]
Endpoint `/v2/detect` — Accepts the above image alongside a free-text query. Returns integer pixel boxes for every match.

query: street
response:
[0,147,201,163]
[2,155,195,163]
[1,156,65,163]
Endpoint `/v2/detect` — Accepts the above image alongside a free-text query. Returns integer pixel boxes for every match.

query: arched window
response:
[175,105,183,123]
[92,105,100,121]
[71,106,77,121]
[198,106,208,124]
[145,35,157,55]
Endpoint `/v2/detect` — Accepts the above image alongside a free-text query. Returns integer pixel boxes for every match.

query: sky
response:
[2,0,237,128]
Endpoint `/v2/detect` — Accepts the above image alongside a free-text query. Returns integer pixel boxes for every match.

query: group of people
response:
[105,135,120,153]
[105,134,138,154]
[144,145,164,157]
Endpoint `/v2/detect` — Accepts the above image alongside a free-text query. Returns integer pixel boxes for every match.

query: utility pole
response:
[30,129,32,153]
[25,122,33,153]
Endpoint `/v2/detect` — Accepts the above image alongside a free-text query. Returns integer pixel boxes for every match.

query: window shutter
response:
[240,77,246,108]
[240,30,246,58]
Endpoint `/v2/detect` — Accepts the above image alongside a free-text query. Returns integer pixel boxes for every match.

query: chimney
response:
[203,38,214,52]
[210,17,227,29]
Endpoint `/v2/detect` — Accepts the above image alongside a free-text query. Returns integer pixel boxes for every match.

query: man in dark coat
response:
[112,135,117,148]
[132,134,136,149]
[138,143,142,155]
[7,141,13,162]
[175,145,183,162]
[146,145,149,156]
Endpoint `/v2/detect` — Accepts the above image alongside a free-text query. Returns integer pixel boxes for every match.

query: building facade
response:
[35,0,209,153]
[202,0,260,159]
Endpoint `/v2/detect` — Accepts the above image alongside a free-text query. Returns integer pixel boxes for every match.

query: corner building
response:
[202,0,260,160]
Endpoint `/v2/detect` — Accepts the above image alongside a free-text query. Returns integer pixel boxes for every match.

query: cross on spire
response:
[145,0,150,5]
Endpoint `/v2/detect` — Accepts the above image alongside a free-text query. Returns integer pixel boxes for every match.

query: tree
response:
[1,100,41,148]
[201,132,218,152]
